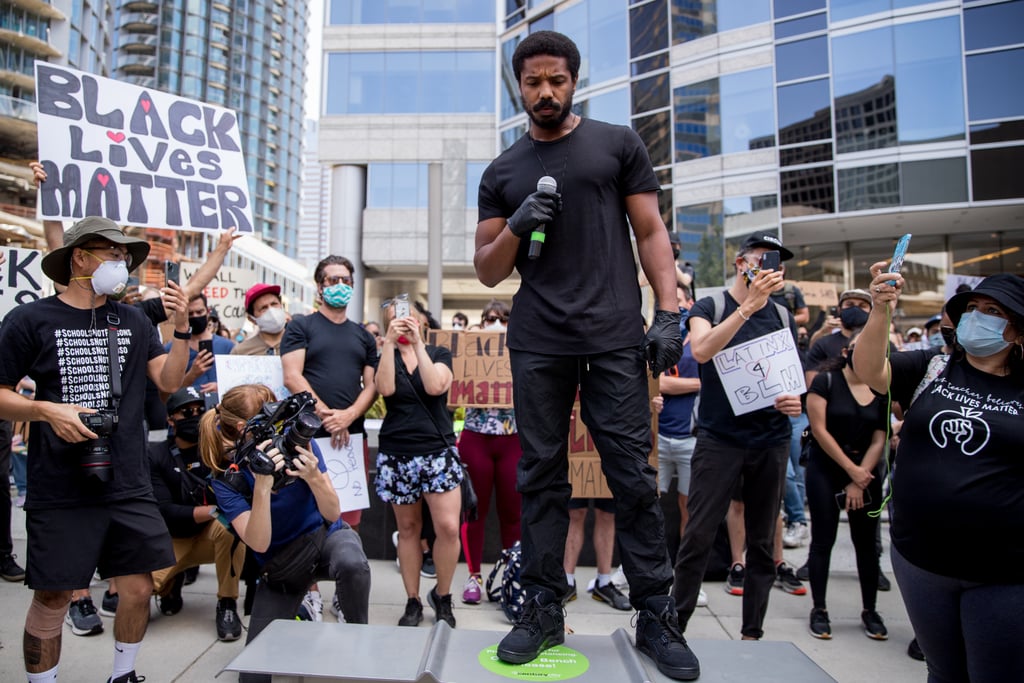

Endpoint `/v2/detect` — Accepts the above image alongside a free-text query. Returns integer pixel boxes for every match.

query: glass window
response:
[950,230,1024,277]
[838,163,899,212]
[632,73,670,115]
[965,0,1024,51]
[631,52,669,76]
[851,234,946,301]
[721,68,776,153]
[554,2,589,85]
[589,0,628,84]
[529,12,554,33]
[777,78,832,145]
[634,110,671,167]
[967,49,1024,122]
[971,146,1024,201]
[830,0,888,22]
[970,120,1024,145]
[676,201,726,286]
[584,87,629,125]
[500,36,523,120]
[384,52,419,114]
[780,143,832,166]
[775,0,826,19]
[724,195,780,261]
[775,36,828,83]
[781,165,834,216]
[630,0,668,58]
[902,158,967,206]
[832,26,896,153]
[780,241,846,288]
[774,13,826,40]
[672,0,715,44]
[367,163,427,208]
[893,18,964,145]
[674,79,720,161]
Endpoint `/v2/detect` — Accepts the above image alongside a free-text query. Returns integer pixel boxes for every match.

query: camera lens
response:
[81,436,113,482]
[282,412,321,456]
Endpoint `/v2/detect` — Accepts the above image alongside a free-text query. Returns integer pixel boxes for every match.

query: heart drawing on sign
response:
[97,173,110,187]
[140,99,151,113]
[107,131,126,143]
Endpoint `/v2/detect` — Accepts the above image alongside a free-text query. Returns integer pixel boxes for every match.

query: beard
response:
[522,91,575,130]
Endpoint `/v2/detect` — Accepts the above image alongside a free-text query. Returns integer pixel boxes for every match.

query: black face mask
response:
[940,325,956,348]
[839,307,869,330]
[174,415,201,444]
[188,315,208,335]
[797,334,809,350]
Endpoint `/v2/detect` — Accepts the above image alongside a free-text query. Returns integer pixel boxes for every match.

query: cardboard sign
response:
[0,248,48,321]
[316,435,370,512]
[792,280,839,309]
[34,62,253,233]
[426,330,513,409]
[180,262,255,332]
[712,328,806,415]
[214,355,288,400]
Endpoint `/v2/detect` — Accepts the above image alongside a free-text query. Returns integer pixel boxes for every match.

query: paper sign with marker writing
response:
[0,248,48,321]
[316,436,369,512]
[712,328,806,416]
[214,355,288,400]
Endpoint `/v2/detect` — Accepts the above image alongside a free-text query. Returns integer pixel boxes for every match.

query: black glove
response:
[643,310,683,376]
[506,190,560,239]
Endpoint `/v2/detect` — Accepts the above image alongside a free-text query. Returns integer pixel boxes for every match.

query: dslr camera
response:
[234,392,322,491]
[79,410,118,482]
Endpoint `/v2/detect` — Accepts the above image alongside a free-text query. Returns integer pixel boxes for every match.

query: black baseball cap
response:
[166,386,204,414]
[740,231,794,261]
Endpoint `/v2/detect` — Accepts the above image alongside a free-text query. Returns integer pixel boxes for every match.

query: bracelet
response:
[173,329,192,340]
[737,309,751,322]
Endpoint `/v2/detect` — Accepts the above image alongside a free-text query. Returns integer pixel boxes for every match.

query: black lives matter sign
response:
[34,62,253,234]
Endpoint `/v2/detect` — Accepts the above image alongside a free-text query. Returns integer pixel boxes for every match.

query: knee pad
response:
[25,596,67,640]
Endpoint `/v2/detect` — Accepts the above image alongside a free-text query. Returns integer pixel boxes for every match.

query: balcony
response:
[7,0,65,20]
[0,93,38,157]
[119,11,159,33]
[118,55,156,76]
[0,28,60,58]
[118,32,157,53]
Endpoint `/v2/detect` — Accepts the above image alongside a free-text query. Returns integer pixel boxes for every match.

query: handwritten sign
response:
[0,248,48,321]
[712,328,806,415]
[426,330,513,409]
[181,262,254,331]
[792,280,839,309]
[34,62,253,233]
[214,355,288,400]
[316,436,370,512]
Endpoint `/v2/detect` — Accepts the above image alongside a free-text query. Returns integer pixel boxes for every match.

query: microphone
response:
[528,175,557,260]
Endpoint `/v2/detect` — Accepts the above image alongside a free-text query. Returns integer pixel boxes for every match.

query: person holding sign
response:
[475,31,693,680]
[672,232,803,643]
[0,216,191,683]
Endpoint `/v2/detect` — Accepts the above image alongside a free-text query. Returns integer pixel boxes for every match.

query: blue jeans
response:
[783,413,808,525]
[892,546,1024,683]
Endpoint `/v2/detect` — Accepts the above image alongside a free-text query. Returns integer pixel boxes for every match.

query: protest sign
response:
[426,330,513,409]
[793,280,839,309]
[316,436,370,513]
[0,248,48,321]
[945,274,984,302]
[34,62,253,234]
[181,262,255,331]
[712,328,806,416]
[214,354,288,400]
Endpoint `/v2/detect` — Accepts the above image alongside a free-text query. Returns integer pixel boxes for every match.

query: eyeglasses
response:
[82,244,132,267]
[484,315,507,324]
[175,405,204,419]
[323,274,353,286]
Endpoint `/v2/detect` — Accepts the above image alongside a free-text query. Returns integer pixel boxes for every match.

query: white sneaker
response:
[696,588,708,608]
[299,590,323,622]
[610,565,629,591]
[783,522,809,548]
[329,593,344,621]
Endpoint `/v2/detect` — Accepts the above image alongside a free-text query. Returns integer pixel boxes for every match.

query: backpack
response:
[781,282,798,312]
[485,541,526,622]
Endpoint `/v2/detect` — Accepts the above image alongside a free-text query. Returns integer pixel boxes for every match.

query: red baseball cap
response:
[245,283,281,315]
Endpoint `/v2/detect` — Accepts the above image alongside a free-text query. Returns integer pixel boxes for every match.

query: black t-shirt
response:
[280,313,377,436]
[478,118,659,355]
[687,292,796,447]
[149,441,212,538]
[138,297,169,430]
[770,283,806,314]
[887,351,1024,583]
[807,369,888,479]
[0,296,165,509]
[378,346,454,458]
[806,332,850,372]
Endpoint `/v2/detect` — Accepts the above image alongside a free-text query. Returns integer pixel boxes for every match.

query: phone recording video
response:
[759,250,781,272]
[198,339,214,356]
[164,260,181,285]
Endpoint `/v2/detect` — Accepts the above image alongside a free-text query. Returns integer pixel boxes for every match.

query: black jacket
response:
[149,441,216,538]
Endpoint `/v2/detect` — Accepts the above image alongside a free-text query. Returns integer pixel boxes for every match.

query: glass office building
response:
[319,0,1022,320]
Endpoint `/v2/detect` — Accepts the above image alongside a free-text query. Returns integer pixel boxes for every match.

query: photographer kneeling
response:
[199,384,370,683]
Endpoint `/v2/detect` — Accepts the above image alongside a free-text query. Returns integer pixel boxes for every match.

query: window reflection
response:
[778,78,832,145]
[676,202,725,286]
[721,68,775,154]
[367,163,428,208]
[634,110,672,167]
[850,236,945,305]
[893,18,964,145]
[775,36,828,83]
[630,0,668,58]
[838,164,899,212]
[584,87,629,126]
[775,0,826,20]
[781,166,834,216]
[967,49,1024,122]
[632,73,670,115]
[674,79,720,161]
[971,147,1024,201]
[466,162,488,209]
[965,0,1024,51]
[775,13,827,40]
[950,231,1024,277]
[330,0,494,24]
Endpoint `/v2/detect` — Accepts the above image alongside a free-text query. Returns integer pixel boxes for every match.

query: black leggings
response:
[805,455,882,611]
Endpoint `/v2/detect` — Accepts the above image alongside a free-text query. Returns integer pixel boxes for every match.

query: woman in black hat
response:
[854,270,1024,683]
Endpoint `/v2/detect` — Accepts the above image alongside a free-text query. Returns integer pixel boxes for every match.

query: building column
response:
[330,164,367,323]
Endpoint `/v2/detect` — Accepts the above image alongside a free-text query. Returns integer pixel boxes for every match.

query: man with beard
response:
[475,31,696,681]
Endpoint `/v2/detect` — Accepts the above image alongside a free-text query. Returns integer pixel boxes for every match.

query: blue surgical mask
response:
[956,311,1010,357]
[322,282,353,308]
[928,332,945,349]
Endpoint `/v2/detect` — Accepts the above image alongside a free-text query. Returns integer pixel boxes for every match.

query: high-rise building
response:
[298,118,330,266]
[317,0,1023,322]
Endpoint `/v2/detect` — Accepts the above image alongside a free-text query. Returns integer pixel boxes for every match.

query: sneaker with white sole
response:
[775,562,807,595]
[724,563,744,596]
[696,589,708,608]
[591,579,631,611]
[329,593,343,620]
[782,522,809,548]
[862,609,888,640]
[65,597,104,636]
[99,590,119,617]
[297,590,323,622]
[462,575,482,604]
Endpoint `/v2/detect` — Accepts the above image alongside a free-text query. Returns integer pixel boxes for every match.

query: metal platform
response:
[223,620,837,682]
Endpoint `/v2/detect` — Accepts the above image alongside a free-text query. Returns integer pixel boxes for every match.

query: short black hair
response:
[314,255,355,286]
[512,30,581,83]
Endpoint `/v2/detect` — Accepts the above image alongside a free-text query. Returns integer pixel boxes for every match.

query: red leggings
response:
[458,430,522,575]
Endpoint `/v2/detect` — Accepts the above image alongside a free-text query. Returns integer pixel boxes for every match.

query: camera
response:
[79,410,118,482]
[234,392,322,491]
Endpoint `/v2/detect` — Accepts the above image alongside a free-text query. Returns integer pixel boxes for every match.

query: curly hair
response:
[512,30,581,82]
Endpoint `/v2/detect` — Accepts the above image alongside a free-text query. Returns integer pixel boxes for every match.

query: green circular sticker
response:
[478,644,590,680]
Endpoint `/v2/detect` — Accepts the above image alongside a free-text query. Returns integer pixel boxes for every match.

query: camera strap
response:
[106,313,122,422]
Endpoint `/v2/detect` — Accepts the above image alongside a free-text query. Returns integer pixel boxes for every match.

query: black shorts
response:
[568,497,616,514]
[26,499,175,590]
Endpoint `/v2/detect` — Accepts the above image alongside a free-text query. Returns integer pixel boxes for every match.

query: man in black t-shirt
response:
[0,216,191,683]
[475,31,693,681]
[671,232,803,643]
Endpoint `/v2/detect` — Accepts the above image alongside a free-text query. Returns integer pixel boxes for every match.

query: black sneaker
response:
[497,587,565,664]
[559,583,577,605]
[420,552,436,579]
[427,586,456,628]
[216,597,242,641]
[0,553,25,582]
[99,590,119,617]
[877,571,892,592]
[634,595,700,681]
[809,608,832,640]
[183,566,199,585]
[398,597,423,627]
[907,637,925,661]
[65,596,104,636]
[795,562,809,581]
[775,562,807,595]
[724,563,744,596]
[159,573,185,616]
[107,671,145,683]
[862,609,888,640]
[591,580,631,611]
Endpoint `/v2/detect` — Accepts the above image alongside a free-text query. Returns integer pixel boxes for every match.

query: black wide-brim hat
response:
[41,216,150,286]
[945,274,1024,326]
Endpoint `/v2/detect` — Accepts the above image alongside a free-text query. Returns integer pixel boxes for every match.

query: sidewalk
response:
[0,503,925,682]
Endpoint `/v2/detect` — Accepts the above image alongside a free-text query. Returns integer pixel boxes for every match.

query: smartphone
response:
[164,260,180,285]
[836,488,873,510]
[198,339,214,356]
[394,296,410,319]
[887,233,912,285]
[829,306,839,318]
[759,250,781,272]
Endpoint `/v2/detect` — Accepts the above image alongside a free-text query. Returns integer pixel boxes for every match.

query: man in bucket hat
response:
[0,216,192,683]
